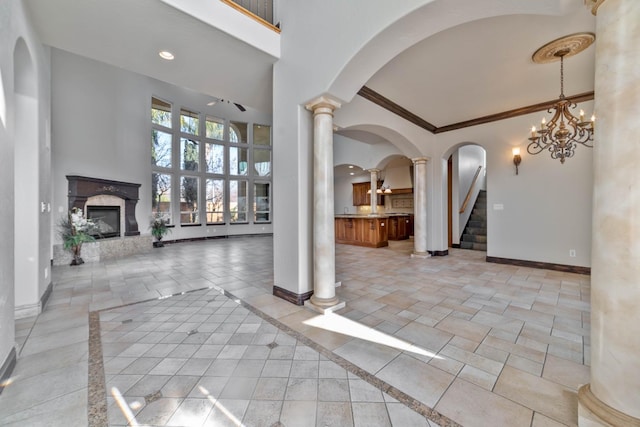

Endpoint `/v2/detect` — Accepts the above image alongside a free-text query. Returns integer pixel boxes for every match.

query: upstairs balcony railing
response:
[221,0,279,32]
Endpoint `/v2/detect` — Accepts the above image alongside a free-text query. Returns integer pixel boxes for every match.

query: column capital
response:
[412,156,429,165]
[368,168,381,174]
[305,95,342,113]
[584,0,607,15]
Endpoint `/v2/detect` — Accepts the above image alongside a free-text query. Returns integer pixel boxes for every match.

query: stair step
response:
[462,233,488,243]
[467,221,482,228]
[465,226,486,234]
[470,214,485,221]
[460,241,474,249]
[472,243,487,251]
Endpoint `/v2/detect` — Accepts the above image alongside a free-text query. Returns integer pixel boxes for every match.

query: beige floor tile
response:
[436,316,491,343]
[494,365,578,426]
[542,354,589,391]
[377,354,454,407]
[458,364,498,390]
[439,344,504,376]
[436,378,532,427]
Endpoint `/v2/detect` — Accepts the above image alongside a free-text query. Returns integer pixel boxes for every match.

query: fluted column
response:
[368,169,380,215]
[578,1,640,426]
[412,157,430,258]
[304,96,345,313]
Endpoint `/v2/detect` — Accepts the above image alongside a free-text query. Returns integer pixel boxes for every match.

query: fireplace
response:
[67,175,141,236]
[86,206,121,239]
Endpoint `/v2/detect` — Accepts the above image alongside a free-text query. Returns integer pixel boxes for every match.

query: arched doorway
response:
[445,144,487,250]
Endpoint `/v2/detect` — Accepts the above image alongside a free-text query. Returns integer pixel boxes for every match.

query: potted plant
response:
[60,207,97,265]
[149,215,171,247]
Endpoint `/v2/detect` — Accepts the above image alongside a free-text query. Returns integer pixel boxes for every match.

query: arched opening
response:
[13,37,40,318]
[443,143,487,250]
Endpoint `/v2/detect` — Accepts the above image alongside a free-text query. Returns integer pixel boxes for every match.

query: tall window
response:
[254,182,270,222]
[151,97,173,223]
[230,180,248,223]
[180,176,199,224]
[206,179,224,224]
[152,172,171,223]
[150,97,272,228]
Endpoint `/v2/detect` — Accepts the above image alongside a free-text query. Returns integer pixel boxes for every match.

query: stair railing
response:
[220,0,280,33]
[459,165,483,214]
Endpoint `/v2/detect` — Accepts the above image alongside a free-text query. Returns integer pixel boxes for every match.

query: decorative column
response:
[412,157,430,258]
[368,169,380,215]
[304,96,345,314]
[578,1,640,426]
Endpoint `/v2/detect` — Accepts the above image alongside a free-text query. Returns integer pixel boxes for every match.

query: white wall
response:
[51,49,273,245]
[435,102,594,267]
[0,0,52,374]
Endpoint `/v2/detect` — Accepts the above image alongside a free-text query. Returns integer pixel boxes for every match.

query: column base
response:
[411,251,431,259]
[578,384,640,426]
[305,295,346,314]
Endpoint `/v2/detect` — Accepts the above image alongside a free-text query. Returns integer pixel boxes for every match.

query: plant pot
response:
[70,256,84,266]
[153,240,164,248]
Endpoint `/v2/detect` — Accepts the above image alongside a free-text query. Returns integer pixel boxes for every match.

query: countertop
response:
[334,213,412,219]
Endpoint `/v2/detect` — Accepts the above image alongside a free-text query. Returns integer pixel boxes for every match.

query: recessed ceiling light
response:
[159,50,175,60]
[207,101,217,106]
[349,172,355,175]
[348,165,354,169]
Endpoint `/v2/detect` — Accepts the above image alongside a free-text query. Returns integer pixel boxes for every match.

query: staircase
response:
[460,190,487,251]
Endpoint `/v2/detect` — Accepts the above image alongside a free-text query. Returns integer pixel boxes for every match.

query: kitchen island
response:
[334,214,388,248]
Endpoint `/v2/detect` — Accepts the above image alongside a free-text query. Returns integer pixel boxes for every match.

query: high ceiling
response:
[24,0,276,112]
[364,5,596,129]
[23,1,596,133]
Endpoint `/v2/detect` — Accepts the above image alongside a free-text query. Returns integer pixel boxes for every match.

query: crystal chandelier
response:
[527,34,595,164]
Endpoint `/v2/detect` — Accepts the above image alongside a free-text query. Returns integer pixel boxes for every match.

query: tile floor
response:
[0,236,591,426]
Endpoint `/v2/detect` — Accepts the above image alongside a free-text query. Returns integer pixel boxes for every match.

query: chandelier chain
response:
[560,55,565,99]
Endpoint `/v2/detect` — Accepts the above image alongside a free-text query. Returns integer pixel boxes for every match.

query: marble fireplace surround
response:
[67,175,141,236]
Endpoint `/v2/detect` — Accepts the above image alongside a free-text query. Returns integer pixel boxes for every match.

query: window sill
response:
[181,223,202,227]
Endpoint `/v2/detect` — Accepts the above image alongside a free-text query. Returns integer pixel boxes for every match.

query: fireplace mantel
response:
[67,175,141,236]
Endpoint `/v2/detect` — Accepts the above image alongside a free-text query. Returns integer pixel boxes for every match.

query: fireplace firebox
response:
[86,206,121,239]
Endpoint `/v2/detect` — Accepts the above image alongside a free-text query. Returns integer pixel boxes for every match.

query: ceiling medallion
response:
[527,33,596,164]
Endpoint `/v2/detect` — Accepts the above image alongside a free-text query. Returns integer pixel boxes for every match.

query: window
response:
[253,124,271,146]
[206,142,224,174]
[230,146,248,176]
[230,121,247,143]
[180,176,199,224]
[152,130,172,168]
[180,138,199,171]
[230,180,248,223]
[152,97,172,128]
[152,173,172,223]
[253,148,271,177]
[151,97,272,228]
[206,116,225,140]
[254,182,270,222]
[206,179,224,224]
[180,108,199,135]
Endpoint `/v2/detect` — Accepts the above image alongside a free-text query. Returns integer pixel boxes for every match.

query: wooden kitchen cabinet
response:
[352,181,384,206]
[388,215,410,240]
[335,216,388,247]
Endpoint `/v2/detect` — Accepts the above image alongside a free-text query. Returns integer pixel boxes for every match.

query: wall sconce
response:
[512,147,522,175]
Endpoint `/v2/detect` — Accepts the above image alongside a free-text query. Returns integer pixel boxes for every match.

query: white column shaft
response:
[312,105,336,301]
[413,158,428,255]
[369,169,379,214]
[585,0,640,420]
[304,96,342,311]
